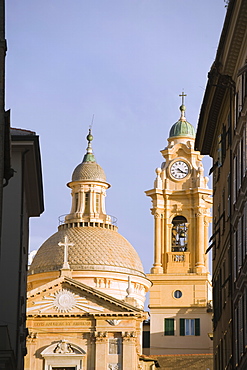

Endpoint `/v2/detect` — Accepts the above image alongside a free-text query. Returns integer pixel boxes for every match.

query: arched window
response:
[74,193,78,212]
[95,193,100,213]
[171,216,188,252]
[84,192,90,214]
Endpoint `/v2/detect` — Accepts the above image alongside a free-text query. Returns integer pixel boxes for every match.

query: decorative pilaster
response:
[26,332,38,370]
[151,211,163,273]
[94,331,108,370]
[122,332,137,370]
[195,209,206,273]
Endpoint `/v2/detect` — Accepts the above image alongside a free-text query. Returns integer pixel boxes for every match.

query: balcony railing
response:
[58,214,117,226]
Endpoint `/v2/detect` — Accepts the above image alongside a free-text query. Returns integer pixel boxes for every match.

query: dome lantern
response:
[65,129,111,225]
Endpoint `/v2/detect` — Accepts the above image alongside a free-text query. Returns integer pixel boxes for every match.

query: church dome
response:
[29,226,145,277]
[169,104,195,138]
[72,161,106,182]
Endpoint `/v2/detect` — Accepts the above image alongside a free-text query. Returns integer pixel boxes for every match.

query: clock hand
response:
[177,168,187,174]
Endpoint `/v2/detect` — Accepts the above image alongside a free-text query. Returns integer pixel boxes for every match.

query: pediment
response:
[41,340,86,356]
[27,276,141,316]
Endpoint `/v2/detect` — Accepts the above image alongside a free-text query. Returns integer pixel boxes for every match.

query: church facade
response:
[146,99,213,355]
[25,131,153,370]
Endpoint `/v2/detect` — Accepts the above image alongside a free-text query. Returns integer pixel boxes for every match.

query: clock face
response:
[170,160,189,179]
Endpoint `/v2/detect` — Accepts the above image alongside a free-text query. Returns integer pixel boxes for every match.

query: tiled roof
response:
[150,354,213,370]
[72,161,106,182]
[29,226,145,277]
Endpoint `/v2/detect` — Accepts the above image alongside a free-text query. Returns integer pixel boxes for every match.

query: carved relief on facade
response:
[108,364,120,370]
[27,288,104,313]
[54,340,74,353]
[106,319,121,326]
[26,331,37,343]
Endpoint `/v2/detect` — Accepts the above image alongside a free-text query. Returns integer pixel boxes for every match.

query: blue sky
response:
[6,1,226,274]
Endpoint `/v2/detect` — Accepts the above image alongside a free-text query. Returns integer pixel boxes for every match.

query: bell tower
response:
[146,96,213,355]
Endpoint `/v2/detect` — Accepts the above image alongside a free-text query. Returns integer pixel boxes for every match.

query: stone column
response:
[122,332,137,370]
[94,331,108,370]
[151,211,163,273]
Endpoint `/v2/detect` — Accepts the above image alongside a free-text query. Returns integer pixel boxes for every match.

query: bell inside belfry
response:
[171,216,188,252]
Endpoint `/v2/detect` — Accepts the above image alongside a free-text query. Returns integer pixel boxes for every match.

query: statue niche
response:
[171,216,188,252]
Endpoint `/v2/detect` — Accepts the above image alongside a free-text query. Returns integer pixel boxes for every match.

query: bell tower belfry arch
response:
[146,97,213,355]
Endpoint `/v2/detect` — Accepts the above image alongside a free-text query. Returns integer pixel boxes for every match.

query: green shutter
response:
[195,319,200,336]
[164,318,174,336]
[180,318,185,336]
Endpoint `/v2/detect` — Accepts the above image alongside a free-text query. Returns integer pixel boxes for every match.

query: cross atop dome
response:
[179,91,187,105]
[58,236,74,270]
[179,91,187,122]
[168,93,195,138]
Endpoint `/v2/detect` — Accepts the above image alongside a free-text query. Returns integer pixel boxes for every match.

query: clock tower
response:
[146,97,213,355]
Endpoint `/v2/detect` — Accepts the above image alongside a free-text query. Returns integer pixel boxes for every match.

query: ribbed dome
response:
[72,161,106,182]
[29,226,145,277]
[169,119,195,138]
[169,104,195,138]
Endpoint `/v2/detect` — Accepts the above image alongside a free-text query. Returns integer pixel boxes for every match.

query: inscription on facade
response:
[33,321,91,327]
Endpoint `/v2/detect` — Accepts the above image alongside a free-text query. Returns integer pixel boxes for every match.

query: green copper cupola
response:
[82,129,96,162]
[169,97,195,138]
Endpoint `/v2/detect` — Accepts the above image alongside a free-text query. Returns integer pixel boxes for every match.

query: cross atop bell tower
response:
[145,97,213,355]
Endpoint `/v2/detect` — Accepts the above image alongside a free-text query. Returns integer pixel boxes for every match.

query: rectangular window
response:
[233,156,237,203]
[180,318,200,336]
[109,338,121,355]
[227,113,231,148]
[235,307,239,367]
[235,91,239,128]
[233,230,237,281]
[238,142,242,190]
[227,173,231,219]
[95,193,100,213]
[237,219,242,272]
[241,137,245,181]
[245,204,247,257]
[164,318,174,336]
[245,124,247,173]
[239,296,244,358]
[245,287,247,348]
[74,193,78,212]
[218,134,222,167]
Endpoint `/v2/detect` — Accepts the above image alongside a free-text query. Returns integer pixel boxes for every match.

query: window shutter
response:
[195,319,200,336]
[180,318,185,336]
[164,318,174,336]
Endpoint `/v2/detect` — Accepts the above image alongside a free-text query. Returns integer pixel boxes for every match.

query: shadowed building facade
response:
[195,1,247,368]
